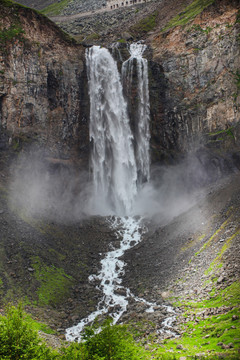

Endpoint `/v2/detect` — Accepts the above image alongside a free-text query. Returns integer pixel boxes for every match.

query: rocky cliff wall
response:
[148,0,240,164]
[0,1,89,163]
[0,0,239,170]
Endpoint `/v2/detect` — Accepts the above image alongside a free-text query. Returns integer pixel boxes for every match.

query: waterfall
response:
[122,43,150,185]
[86,43,150,216]
[66,43,152,341]
[86,46,137,216]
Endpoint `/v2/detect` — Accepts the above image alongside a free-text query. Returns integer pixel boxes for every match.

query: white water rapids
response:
[66,44,176,341]
[66,216,152,341]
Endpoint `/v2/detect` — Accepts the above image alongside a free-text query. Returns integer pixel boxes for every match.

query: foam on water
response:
[66,216,147,341]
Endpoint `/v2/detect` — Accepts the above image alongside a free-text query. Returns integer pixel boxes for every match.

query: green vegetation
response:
[208,126,235,139]
[0,0,26,49]
[191,24,212,34]
[181,234,206,253]
[85,32,101,42]
[156,282,240,359]
[0,25,25,46]
[62,318,149,360]
[0,307,149,360]
[162,0,215,32]
[16,311,54,335]
[0,304,57,359]
[31,256,73,306]
[41,0,71,16]
[117,38,127,43]
[0,299,239,359]
[194,217,231,257]
[0,0,76,46]
[205,229,240,276]
[130,11,158,35]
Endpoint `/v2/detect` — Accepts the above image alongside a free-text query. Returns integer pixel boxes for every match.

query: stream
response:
[66,216,177,341]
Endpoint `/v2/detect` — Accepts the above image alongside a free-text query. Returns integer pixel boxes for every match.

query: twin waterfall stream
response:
[66,44,176,341]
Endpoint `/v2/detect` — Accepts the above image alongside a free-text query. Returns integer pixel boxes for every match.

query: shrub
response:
[0,25,25,46]
[61,318,148,360]
[0,304,57,359]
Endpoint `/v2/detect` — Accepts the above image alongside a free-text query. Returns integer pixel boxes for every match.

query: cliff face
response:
[148,0,240,164]
[0,1,89,162]
[0,0,239,169]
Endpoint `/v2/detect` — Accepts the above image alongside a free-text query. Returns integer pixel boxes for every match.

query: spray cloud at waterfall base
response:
[9,43,222,224]
[85,44,206,222]
[9,44,209,224]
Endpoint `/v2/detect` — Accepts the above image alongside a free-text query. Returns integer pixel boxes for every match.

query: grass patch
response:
[85,32,101,41]
[162,0,215,32]
[31,256,73,306]
[0,0,76,45]
[194,216,232,257]
[155,282,240,359]
[182,282,240,310]
[0,0,26,49]
[41,0,71,16]
[208,126,235,139]
[205,229,240,275]
[21,311,55,335]
[191,24,212,34]
[130,11,158,35]
[0,25,25,46]
[117,38,127,43]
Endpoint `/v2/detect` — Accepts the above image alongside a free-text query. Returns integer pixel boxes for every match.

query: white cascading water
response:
[122,43,150,184]
[66,216,150,341]
[86,45,137,216]
[66,44,176,341]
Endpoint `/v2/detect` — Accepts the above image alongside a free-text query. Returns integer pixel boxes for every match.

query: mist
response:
[9,150,91,223]
[9,148,226,225]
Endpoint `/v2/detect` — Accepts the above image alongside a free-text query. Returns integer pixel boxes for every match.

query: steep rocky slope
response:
[14,0,57,10]
[108,0,240,166]
[52,0,193,44]
[148,0,240,163]
[0,0,89,164]
[51,0,240,169]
